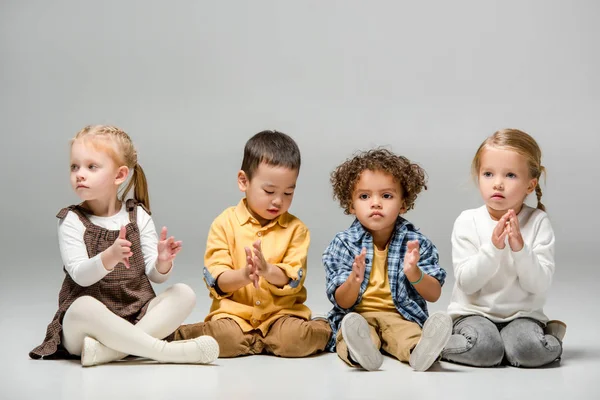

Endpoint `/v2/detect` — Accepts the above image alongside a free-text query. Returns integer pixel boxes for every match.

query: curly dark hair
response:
[331,148,428,215]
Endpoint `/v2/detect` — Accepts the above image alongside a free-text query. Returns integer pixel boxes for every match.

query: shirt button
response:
[257,232,262,237]
[255,300,261,306]
[252,319,257,323]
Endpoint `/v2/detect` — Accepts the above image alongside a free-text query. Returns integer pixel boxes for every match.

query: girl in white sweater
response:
[442,129,564,368]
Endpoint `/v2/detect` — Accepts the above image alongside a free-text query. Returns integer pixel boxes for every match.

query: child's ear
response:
[115,166,129,186]
[349,203,356,215]
[238,170,249,192]
[526,178,538,194]
[399,200,408,215]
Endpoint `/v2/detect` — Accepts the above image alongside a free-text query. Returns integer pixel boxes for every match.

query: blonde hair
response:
[472,128,546,211]
[72,125,150,211]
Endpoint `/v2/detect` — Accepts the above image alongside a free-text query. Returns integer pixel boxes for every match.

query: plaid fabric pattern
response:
[29,199,156,359]
[323,217,446,351]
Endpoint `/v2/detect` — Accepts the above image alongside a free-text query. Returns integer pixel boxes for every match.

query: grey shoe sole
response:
[409,312,452,372]
[341,313,383,371]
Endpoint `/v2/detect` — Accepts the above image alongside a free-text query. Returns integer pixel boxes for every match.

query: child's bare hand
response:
[108,226,132,268]
[492,212,510,250]
[351,247,367,284]
[157,226,182,263]
[506,209,524,252]
[244,246,259,288]
[251,240,271,277]
[403,240,420,272]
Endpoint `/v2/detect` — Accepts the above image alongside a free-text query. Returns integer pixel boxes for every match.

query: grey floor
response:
[3,264,599,400]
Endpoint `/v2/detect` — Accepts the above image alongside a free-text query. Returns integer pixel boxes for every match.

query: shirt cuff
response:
[90,254,112,281]
[203,266,234,300]
[265,264,304,295]
[148,260,172,284]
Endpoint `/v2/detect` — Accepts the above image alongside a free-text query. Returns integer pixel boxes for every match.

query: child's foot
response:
[409,312,452,372]
[81,336,127,367]
[172,336,220,364]
[81,335,220,366]
[544,320,566,342]
[341,312,383,371]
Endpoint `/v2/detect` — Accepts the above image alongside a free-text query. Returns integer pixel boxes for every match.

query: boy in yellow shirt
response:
[175,130,332,357]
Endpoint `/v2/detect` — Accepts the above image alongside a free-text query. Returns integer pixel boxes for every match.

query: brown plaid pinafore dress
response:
[29,199,157,359]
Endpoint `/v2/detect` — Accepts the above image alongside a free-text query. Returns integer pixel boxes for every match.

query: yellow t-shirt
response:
[354,245,397,314]
[203,199,311,334]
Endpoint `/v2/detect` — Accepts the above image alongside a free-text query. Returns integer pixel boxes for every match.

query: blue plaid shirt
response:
[323,217,446,351]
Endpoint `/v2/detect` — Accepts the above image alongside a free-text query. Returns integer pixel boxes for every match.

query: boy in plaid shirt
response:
[324,149,452,371]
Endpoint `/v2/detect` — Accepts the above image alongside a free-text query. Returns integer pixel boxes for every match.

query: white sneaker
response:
[81,336,126,367]
[81,335,220,366]
[179,336,220,364]
[409,312,452,372]
[340,313,383,371]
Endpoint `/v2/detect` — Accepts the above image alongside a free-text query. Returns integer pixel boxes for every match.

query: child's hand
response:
[157,227,182,263]
[492,212,510,249]
[403,240,420,272]
[506,209,524,252]
[244,246,259,288]
[108,226,132,268]
[251,240,271,278]
[351,247,367,284]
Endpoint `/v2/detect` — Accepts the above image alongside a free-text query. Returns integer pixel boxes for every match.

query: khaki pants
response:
[174,315,332,358]
[336,311,422,365]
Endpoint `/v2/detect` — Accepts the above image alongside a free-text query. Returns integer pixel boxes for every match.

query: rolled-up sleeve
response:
[323,236,353,309]
[203,218,235,300]
[417,237,446,286]
[267,225,310,296]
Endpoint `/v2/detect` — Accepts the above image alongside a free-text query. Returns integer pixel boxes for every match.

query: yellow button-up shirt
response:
[202,199,311,334]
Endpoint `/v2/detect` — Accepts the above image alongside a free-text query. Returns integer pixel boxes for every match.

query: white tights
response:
[62,283,196,363]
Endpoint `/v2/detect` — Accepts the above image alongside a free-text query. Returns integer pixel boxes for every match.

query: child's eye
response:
[506,173,516,178]
[383,193,393,199]
[89,164,98,170]
[284,192,293,196]
[264,190,274,195]
[359,194,369,200]
[70,164,78,171]
[482,172,492,178]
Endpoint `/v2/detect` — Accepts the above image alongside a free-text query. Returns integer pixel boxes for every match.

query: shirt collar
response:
[348,215,415,240]
[234,198,289,228]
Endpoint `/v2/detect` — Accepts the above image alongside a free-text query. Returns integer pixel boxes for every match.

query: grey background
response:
[1,1,599,399]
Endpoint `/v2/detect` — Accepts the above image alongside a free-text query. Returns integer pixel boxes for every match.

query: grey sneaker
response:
[544,320,566,342]
[409,312,452,372]
[340,313,383,371]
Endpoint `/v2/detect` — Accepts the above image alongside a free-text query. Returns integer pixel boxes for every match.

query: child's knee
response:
[503,331,562,368]
[272,319,331,357]
[443,324,504,367]
[65,296,102,323]
[169,283,196,309]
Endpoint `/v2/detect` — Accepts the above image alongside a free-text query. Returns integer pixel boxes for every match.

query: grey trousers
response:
[441,315,562,368]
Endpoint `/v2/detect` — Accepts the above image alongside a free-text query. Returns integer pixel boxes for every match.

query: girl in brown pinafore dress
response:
[29,125,219,366]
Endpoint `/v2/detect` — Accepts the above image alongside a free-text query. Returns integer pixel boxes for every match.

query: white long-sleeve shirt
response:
[447,205,555,323]
[58,203,172,287]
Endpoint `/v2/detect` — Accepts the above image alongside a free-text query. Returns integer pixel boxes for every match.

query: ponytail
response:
[121,163,150,212]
